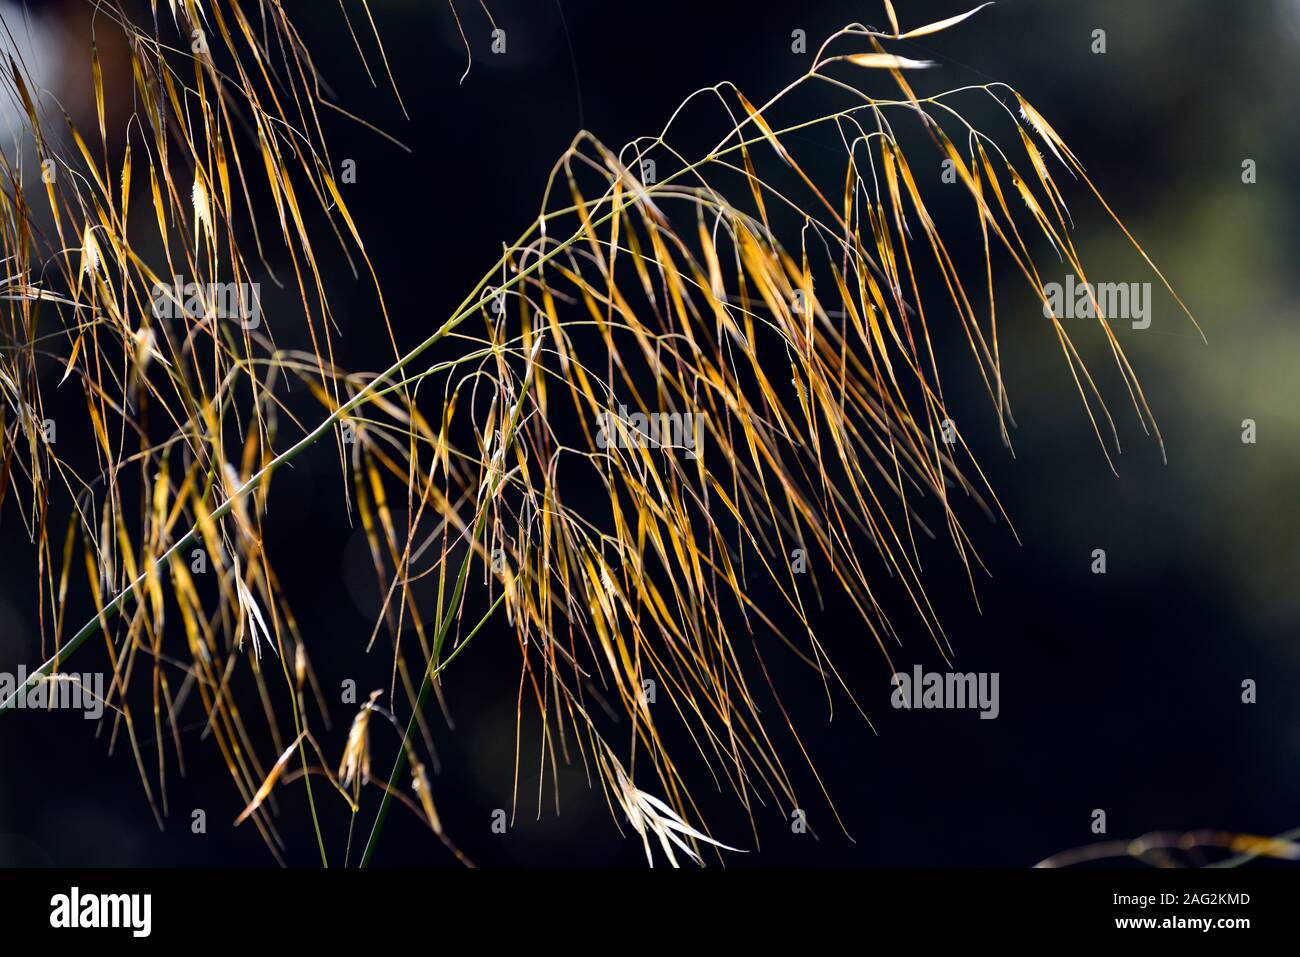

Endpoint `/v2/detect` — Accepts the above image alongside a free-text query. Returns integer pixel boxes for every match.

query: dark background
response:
[1,0,1297,867]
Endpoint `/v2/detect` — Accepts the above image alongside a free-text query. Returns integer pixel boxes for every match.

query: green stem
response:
[359,345,538,868]
[430,590,506,681]
[357,584,506,868]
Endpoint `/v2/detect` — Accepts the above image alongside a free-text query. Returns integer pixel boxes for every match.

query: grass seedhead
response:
[0,2,1196,866]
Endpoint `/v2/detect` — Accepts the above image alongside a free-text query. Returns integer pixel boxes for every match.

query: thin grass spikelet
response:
[604,756,744,868]
[339,691,382,792]
[410,760,443,835]
[79,225,101,278]
[192,173,214,246]
[234,572,275,660]
[844,53,936,70]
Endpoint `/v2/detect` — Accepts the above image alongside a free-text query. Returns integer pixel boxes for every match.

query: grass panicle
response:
[0,2,1196,866]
